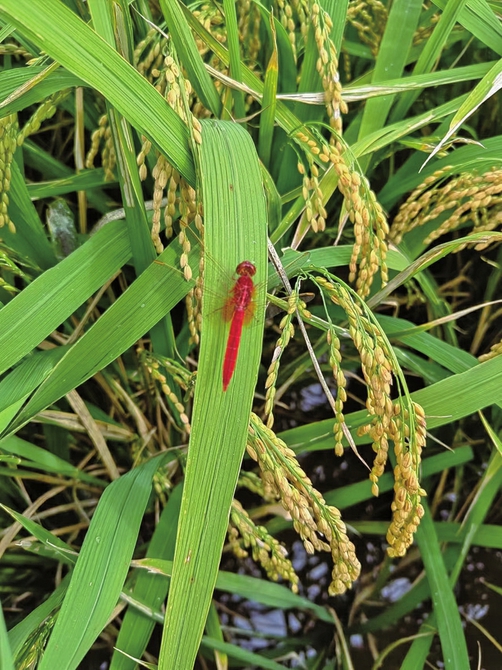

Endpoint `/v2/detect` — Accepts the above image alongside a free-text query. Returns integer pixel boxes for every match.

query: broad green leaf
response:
[352,93,470,159]
[205,603,226,669]
[8,160,56,270]
[0,504,76,565]
[257,4,297,94]
[258,15,278,169]
[27,168,110,200]
[135,558,332,623]
[23,140,112,212]
[325,0,349,53]
[357,0,423,149]
[344,62,494,102]
[200,637,287,670]
[159,121,268,670]
[0,434,104,485]
[0,348,65,412]
[369,232,502,307]
[432,0,502,55]
[413,507,470,670]
[8,576,70,662]
[391,0,470,120]
[222,0,245,118]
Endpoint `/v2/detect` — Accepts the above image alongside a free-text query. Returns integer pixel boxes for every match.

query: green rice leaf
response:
[110,485,183,670]
[258,15,278,168]
[0,219,130,379]
[423,58,502,167]
[432,0,502,55]
[38,453,166,670]
[158,120,268,670]
[222,0,245,118]
[0,66,84,115]
[0,600,14,670]
[357,0,423,150]
[160,0,221,116]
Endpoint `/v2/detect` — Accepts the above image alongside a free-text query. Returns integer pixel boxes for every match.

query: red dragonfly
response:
[221,260,257,391]
[162,225,264,392]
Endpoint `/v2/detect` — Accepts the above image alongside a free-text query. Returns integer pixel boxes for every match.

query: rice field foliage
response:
[0,0,501,668]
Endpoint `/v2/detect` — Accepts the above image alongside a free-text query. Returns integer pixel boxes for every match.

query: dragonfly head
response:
[235,260,256,278]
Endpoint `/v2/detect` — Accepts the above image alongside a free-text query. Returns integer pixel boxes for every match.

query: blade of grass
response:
[447,418,502,585]
[258,5,297,94]
[0,219,131,378]
[0,66,84,115]
[38,453,167,670]
[0,504,77,564]
[7,576,70,662]
[368,232,502,308]
[326,0,349,53]
[158,120,268,670]
[108,103,177,358]
[23,140,112,212]
[8,160,56,270]
[353,92,469,159]
[391,0,470,121]
[26,168,110,200]
[422,58,502,168]
[432,0,502,55]
[110,484,183,670]
[88,0,177,359]
[404,506,470,670]
[200,637,286,670]
[0,221,130,372]
[0,435,105,485]
[0,600,14,670]
[357,0,423,161]
[0,348,65,413]
[222,0,245,119]
[354,548,459,635]
[159,0,221,117]
[134,558,332,623]
[344,61,495,101]
[258,15,278,169]
[205,603,227,669]
[361,426,502,666]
